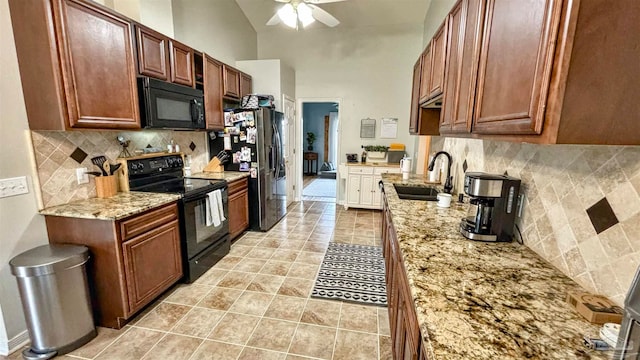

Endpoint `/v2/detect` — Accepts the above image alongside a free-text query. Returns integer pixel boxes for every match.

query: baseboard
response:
[1,330,29,356]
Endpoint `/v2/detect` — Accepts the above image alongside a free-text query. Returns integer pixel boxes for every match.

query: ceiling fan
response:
[266,0,346,29]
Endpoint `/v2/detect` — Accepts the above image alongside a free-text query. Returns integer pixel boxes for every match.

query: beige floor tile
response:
[233,258,267,272]
[164,284,211,305]
[229,291,274,316]
[351,236,374,246]
[247,274,285,293]
[208,312,261,345]
[264,295,307,321]
[235,236,263,246]
[261,260,294,276]
[278,278,314,298]
[379,335,393,360]
[285,355,318,360]
[171,307,225,338]
[287,263,319,280]
[214,255,243,269]
[302,241,329,253]
[295,251,325,265]
[229,244,254,257]
[135,302,191,331]
[247,318,298,352]
[190,340,244,360]
[141,333,201,360]
[217,271,256,290]
[332,329,378,360]
[259,237,286,248]
[197,287,243,311]
[288,324,337,360]
[279,240,307,250]
[271,249,300,262]
[338,304,379,333]
[195,268,229,286]
[300,299,341,327]
[238,347,287,360]
[246,247,276,259]
[95,327,164,360]
[378,308,390,336]
[287,232,312,241]
[69,326,124,358]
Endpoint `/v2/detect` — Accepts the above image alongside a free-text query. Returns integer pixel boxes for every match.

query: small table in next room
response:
[304,152,318,175]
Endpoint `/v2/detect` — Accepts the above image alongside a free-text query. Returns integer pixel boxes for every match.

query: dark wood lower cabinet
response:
[45,202,182,329]
[228,177,249,240]
[383,196,424,359]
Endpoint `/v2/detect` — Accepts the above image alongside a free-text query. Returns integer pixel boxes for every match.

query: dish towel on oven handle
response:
[206,190,223,227]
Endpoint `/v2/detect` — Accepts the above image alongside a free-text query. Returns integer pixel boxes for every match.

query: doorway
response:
[300,102,339,202]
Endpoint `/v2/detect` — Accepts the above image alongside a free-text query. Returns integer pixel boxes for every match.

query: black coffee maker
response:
[460,172,521,242]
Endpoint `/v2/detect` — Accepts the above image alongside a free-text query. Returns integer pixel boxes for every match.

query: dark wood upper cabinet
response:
[135,25,169,80]
[441,0,484,134]
[418,47,431,104]
[223,65,241,98]
[473,0,562,135]
[203,54,224,130]
[428,22,448,99]
[409,57,422,134]
[169,40,194,87]
[240,72,253,98]
[10,0,141,130]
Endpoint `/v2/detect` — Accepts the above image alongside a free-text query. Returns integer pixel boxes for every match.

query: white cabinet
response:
[344,165,401,210]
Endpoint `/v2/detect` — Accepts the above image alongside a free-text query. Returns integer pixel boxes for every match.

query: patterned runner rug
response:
[311,243,387,306]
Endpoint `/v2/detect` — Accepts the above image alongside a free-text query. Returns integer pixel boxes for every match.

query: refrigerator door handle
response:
[275,125,283,179]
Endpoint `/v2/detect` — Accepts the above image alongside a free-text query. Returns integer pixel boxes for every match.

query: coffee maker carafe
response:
[460,172,521,242]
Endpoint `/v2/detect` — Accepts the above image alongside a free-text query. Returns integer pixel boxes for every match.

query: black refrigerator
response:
[209,108,287,231]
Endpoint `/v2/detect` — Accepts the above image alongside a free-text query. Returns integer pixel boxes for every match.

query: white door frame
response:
[282,94,296,207]
[296,97,342,203]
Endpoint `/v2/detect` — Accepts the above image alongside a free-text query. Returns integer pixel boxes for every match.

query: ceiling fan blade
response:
[308,4,340,27]
[266,12,282,26]
[305,0,346,3]
[274,0,290,2]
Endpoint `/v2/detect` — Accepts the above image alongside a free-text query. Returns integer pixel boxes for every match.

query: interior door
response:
[283,95,296,205]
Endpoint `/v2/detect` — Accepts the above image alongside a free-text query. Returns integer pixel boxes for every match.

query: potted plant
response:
[306,132,316,151]
[363,145,389,160]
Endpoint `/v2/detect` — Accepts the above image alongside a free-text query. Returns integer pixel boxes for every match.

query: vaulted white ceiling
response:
[234,0,431,33]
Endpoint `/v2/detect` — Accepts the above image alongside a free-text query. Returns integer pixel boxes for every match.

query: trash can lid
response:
[10,244,90,277]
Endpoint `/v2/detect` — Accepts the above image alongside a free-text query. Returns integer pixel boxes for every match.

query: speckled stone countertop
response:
[190,171,249,182]
[381,173,610,360]
[39,192,181,220]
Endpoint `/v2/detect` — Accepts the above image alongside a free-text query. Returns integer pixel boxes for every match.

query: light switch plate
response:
[76,167,89,184]
[0,176,29,198]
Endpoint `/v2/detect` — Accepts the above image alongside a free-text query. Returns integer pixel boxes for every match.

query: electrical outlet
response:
[0,176,29,198]
[76,168,89,185]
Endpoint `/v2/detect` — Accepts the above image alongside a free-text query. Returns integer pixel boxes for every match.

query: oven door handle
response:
[184,188,227,203]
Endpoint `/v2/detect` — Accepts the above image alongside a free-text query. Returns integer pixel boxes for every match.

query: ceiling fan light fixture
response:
[297,3,315,27]
[278,3,297,28]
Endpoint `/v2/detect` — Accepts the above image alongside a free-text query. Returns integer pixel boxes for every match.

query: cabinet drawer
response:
[374,167,401,175]
[228,177,248,195]
[119,203,178,241]
[348,167,374,174]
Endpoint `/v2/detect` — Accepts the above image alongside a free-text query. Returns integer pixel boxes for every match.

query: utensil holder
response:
[95,175,118,198]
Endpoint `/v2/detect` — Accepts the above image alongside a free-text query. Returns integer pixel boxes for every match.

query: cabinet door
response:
[347,174,362,205]
[240,73,252,98]
[54,0,140,129]
[122,220,182,313]
[409,57,422,134]
[359,175,375,206]
[223,65,240,98]
[135,25,168,80]
[373,176,383,209]
[428,21,448,99]
[228,189,249,239]
[204,54,224,130]
[473,0,562,134]
[418,47,432,104]
[169,40,194,87]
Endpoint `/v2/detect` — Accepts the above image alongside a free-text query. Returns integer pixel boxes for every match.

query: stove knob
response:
[176,158,183,167]
[167,157,174,166]
[131,163,138,171]
[137,162,145,170]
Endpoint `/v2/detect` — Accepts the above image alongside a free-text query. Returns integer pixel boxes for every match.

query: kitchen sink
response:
[393,184,439,201]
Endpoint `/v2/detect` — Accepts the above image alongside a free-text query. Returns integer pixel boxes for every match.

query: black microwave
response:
[138,77,205,130]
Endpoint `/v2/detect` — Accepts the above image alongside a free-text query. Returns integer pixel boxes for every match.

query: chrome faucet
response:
[428,151,453,194]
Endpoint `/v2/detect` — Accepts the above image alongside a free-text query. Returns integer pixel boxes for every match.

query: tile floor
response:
[6,201,390,360]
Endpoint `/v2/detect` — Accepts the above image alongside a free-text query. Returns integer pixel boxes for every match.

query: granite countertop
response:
[189,171,249,182]
[381,173,610,360]
[39,192,181,220]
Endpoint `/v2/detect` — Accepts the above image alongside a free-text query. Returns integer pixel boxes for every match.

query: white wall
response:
[0,0,50,354]
[258,23,423,165]
[235,59,296,112]
[140,0,174,37]
[172,0,257,65]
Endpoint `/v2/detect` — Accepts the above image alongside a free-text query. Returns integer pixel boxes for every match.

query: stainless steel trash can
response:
[10,244,96,360]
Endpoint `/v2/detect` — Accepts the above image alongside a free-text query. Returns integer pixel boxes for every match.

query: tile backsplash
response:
[31,130,209,208]
[431,137,640,306]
